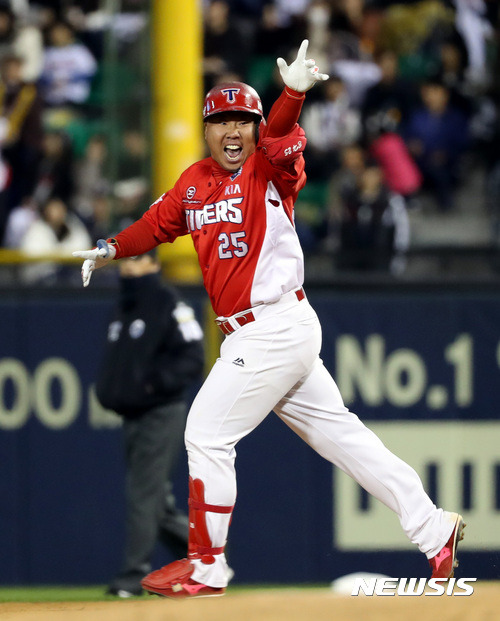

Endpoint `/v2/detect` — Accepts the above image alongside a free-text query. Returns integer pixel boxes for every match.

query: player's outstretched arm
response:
[72,239,116,287]
[277,39,328,93]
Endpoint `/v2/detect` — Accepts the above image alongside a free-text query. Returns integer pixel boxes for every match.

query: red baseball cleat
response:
[141,559,226,599]
[429,513,466,579]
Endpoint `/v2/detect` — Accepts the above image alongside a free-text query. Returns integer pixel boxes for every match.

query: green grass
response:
[0,586,122,603]
[0,583,328,603]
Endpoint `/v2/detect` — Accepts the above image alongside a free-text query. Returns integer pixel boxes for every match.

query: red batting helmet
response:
[203,82,263,120]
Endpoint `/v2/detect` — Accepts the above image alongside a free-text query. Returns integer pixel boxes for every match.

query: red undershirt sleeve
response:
[108,183,188,259]
[108,216,159,259]
[265,87,305,138]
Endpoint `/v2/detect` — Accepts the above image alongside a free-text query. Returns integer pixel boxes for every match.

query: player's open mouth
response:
[224,145,242,161]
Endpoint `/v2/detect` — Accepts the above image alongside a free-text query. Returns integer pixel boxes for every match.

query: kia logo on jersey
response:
[186,186,196,199]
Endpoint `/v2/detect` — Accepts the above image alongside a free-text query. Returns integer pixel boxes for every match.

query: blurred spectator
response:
[117,128,148,182]
[2,195,37,248]
[435,35,468,91]
[327,0,384,61]
[73,132,109,222]
[361,48,416,137]
[472,89,500,244]
[327,3,382,110]
[203,0,248,92]
[452,0,494,88]
[272,0,311,30]
[304,1,331,71]
[31,129,75,207]
[364,101,423,210]
[223,0,267,56]
[0,53,43,240]
[111,127,149,229]
[301,75,361,180]
[377,1,456,83]
[402,77,470,211]
[357,2,386,58]
[63,1,106,61]
[335,164,410,274]
[19,196,91,283]
[33,4,59,42]
[39,19,97,111]
[20,196,90,254]
[432,35,474,118]
[330,56,381,108]
[113,180,148,232]
[253,2,299,58]
[332,0,365,34]
[326,142,366,248]
[0,5,44,82]
[329,143,367,212]
[86,191,111,244]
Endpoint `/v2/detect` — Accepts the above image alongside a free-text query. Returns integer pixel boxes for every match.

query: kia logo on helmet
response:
[221,88,240,103]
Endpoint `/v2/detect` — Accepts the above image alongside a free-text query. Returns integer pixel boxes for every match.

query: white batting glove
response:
[277,39,329,93]
[72,239,116,287]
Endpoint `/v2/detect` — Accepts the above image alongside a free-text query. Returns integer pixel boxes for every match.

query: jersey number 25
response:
[218,231,249,259]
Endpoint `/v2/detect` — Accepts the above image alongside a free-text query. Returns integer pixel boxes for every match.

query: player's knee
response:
[185,427,212,457]
[185,431,233,463]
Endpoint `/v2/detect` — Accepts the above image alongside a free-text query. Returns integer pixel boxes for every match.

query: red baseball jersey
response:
[112,95,307,317]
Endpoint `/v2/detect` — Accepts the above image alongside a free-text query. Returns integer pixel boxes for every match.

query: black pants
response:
[119,402,189,575]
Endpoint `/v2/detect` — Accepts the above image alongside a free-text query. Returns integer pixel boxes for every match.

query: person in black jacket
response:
[95,252,204,597]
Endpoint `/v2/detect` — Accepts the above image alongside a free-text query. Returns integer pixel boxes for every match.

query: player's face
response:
[204,112,257,171]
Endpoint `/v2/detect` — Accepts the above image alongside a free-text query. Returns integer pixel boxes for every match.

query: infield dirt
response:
[0,582,498,621]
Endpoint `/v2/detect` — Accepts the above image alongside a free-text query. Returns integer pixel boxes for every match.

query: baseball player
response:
[74,40,465,598]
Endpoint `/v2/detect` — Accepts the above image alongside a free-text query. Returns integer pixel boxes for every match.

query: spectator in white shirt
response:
[0,5,44,83]
[19,196,91,283]
[39,19,97,108]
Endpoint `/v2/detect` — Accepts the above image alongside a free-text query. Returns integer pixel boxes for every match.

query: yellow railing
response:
[0,249,84,264]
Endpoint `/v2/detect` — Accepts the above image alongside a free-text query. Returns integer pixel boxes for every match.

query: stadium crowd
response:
[0,0,498,279]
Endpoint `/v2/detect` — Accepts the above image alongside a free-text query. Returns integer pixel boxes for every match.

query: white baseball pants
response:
[185,289,456,587]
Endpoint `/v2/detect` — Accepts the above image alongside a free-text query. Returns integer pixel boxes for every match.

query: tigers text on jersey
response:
[135,126,307,317]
